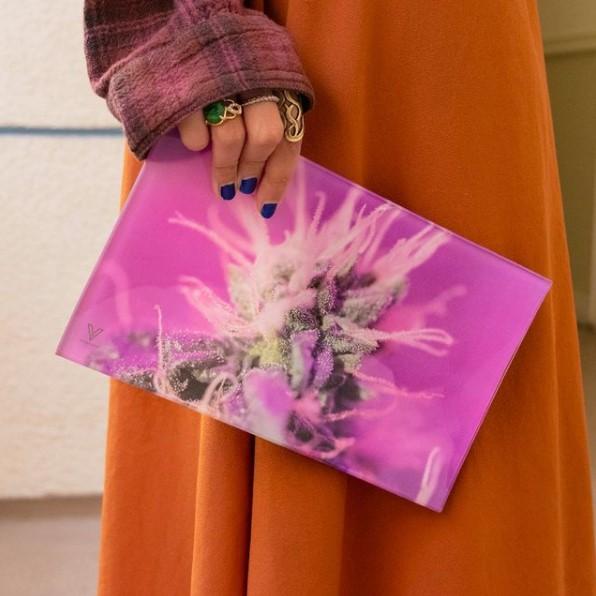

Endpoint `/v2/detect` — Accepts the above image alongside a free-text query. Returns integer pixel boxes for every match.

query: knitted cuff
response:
[98,8,315,160]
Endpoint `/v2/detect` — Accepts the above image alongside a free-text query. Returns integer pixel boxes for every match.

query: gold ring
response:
[275,89,305,143]
[203,98,243,126]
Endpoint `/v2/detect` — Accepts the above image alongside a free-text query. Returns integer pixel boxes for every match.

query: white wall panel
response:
[1,1,118,127]
[0,135,123,497]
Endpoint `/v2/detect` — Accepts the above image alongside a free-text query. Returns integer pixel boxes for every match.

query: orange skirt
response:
[97,1,596,594]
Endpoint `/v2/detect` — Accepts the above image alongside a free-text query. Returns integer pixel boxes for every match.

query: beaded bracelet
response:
[240,94,280,107]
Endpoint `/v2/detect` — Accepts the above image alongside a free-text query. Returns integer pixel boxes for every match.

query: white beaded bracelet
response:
[240,94,280,107]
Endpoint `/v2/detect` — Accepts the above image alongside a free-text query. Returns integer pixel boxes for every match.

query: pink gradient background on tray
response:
[57,131,551,511]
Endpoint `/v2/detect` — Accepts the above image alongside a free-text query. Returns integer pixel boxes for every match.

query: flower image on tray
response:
[56,133,551,511]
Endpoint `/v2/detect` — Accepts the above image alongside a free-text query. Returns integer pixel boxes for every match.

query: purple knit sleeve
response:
[84,0,315,159]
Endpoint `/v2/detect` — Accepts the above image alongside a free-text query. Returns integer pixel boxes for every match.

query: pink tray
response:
[57,131,551,511]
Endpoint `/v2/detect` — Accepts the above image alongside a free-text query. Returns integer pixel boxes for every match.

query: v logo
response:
[88,323,103,341]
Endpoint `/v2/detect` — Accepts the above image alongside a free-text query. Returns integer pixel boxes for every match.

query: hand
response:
[177,94,302,219]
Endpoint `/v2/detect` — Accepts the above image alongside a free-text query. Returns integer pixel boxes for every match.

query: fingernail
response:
[239,177,258,194]
[220,183,235,200]
[260,203,277,219]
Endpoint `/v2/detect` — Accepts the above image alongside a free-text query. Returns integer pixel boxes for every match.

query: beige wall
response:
[544,53,596,315]
[540,0,596,323]
[539,0,596,46]
[1,2,123,497]
[0,1,593,499]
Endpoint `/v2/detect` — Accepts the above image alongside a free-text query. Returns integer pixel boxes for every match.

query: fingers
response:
[237,101,284,195]
[255,137,302,218]
[178,96,302,216]
[207,115,245,200]
[178,112,210,151]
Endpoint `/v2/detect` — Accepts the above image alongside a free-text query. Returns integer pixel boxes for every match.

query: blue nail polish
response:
[220,183,235,200]
[261,203,277,219]
[239,177,258,194]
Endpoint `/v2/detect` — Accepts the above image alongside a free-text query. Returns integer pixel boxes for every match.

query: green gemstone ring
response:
[203,98,243,126]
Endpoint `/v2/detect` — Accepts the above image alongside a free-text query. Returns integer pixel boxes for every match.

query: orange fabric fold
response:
[97,1,595,594]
